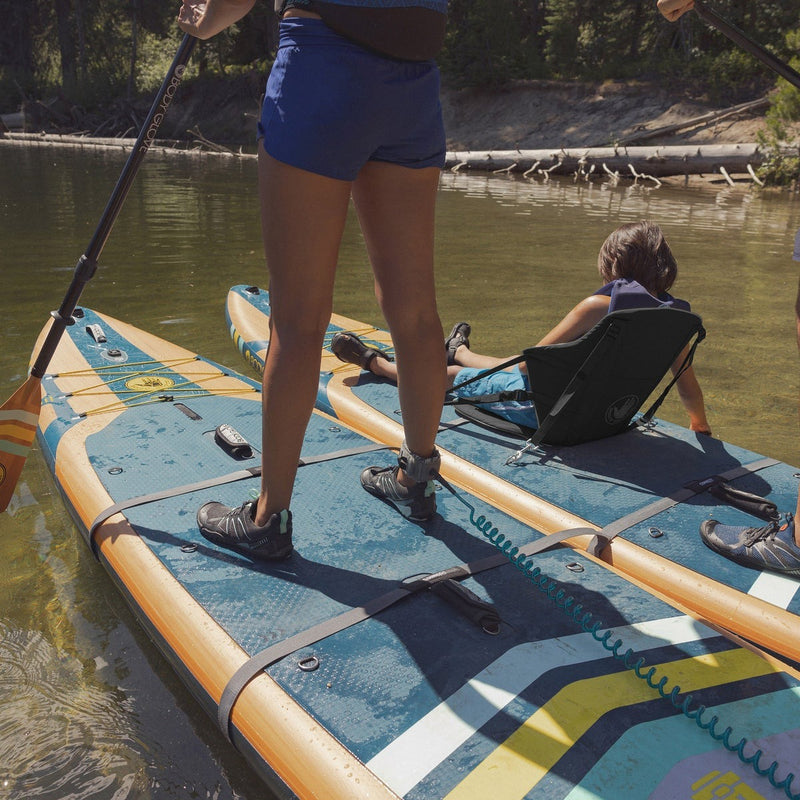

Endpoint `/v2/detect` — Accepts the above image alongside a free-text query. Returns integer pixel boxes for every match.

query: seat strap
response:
[447,353,526,395]
[636,325,706,428]
[524,320,622,448]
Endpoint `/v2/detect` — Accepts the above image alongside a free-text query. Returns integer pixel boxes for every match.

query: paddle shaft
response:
[693,0,800,92]
[30,34,197,379]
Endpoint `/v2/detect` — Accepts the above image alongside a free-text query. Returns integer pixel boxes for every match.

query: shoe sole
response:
[199,527,293,561]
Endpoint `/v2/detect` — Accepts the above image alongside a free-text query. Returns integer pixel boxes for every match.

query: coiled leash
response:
[434,472,799,800]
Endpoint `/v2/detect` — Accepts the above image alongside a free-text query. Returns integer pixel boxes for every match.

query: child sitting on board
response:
[332,219,712,436]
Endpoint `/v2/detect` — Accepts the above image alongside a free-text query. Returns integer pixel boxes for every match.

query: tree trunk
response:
[445,143,769,178]
[54,0,77,92]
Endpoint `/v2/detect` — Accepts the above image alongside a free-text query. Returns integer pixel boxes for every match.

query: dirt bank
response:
[165,75,790,151]
[440,79,786,151]
[7,76,797,186]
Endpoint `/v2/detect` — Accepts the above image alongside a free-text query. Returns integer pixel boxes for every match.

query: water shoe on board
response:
[330,332,391,370]
[700,514,800,576]
[197,501,293,561]
[360,465,437,522]
[445,322,471,366]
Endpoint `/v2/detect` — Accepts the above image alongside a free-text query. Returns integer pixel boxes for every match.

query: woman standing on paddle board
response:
[657,0,800,574]
[177,0,449,559]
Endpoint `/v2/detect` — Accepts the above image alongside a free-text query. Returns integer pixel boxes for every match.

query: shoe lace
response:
[742,521,780,547]
[742,512,793,547]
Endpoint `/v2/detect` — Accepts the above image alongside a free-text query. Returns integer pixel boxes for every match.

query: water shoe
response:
[197,501,293,561]
[700,514,800,576]
[445,322,471,366]
[330,332,391,370]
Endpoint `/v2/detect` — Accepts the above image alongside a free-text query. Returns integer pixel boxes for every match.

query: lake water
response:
[1,142,799,799]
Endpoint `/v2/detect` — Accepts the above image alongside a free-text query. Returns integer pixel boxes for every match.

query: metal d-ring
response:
[298,655,320,672]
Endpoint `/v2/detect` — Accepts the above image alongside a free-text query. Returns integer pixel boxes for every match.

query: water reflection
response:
[0,143,799,798]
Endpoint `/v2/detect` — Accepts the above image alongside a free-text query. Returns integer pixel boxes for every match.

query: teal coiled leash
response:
[441,477,799,800]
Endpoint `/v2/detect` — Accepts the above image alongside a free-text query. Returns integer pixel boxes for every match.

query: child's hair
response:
[597,220,678,295]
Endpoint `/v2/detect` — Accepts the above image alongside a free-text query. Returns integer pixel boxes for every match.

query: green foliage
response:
[0,0,798,127]
[755,29,800,187]
[543,0,664,80]
[440,0,546,87]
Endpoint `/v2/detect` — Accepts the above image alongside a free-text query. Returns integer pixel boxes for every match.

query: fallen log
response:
[0,130,249,158]
[445,143,767,177]
[0,132,780,180]
[605,96,770,147]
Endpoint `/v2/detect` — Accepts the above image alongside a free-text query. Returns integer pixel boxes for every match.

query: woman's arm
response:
[657,0,694,22]
[177,0,256,39]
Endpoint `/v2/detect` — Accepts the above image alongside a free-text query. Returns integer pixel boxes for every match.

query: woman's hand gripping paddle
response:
[693,0,800,92]
[0,34,196,512]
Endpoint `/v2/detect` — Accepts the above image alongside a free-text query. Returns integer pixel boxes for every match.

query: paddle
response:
[693,0,800,92]
[0,34,196,512]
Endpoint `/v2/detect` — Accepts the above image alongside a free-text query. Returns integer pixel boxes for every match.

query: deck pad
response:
[36,304,800,799]
[226,285,800,664]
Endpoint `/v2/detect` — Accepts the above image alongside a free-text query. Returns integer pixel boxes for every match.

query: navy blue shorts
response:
[258,17,446,181]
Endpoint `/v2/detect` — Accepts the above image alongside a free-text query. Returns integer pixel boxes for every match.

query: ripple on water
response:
[0,620,145,800]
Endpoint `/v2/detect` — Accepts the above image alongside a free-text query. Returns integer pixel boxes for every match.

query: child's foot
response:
[197,501,293,561]
[700,514,800,576]
[330,332,391,371]
[445,322,471,366]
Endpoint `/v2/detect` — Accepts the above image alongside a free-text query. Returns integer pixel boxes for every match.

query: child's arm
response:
[672,350,711,435]
[535,296,610,347]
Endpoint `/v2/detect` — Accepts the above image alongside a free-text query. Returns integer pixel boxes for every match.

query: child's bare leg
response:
[453,345,520,370]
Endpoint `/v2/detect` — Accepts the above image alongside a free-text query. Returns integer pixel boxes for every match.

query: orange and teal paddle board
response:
[33,304,800,799]
[226,284,800,665]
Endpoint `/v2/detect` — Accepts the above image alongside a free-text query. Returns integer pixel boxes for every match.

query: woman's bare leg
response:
[255,147,352,524]
[352,161,445,482]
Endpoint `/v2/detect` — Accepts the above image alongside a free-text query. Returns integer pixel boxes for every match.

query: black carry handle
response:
[693,0,800,92]
[30,34,197,379]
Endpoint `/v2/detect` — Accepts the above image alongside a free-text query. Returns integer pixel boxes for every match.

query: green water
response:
[1,143,799,799]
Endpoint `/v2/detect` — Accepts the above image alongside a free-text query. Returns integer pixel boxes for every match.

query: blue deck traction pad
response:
[86,442,393,545]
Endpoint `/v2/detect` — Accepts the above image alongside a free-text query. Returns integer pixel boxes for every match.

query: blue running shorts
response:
[450,365,539,428]
[258,17,446,181]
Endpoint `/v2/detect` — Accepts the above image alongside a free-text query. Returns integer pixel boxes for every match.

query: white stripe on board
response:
[366,615,715,796]
[747,570,800,609]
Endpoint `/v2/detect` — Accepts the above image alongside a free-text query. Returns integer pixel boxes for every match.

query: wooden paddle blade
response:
[0,375,42,512]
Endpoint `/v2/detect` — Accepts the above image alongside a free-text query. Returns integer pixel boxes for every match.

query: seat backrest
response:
[521,307,704,446]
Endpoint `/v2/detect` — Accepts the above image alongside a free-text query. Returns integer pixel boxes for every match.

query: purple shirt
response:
[593,278,691,313]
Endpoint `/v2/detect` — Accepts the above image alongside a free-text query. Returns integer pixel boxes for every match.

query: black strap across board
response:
[216,526,596,742]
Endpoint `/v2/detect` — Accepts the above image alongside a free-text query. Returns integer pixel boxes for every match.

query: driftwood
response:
[0,131,251,159]
[445,143,767,178]
[187,125,234,154]
[604,96,771,147]
[0,132,782,182]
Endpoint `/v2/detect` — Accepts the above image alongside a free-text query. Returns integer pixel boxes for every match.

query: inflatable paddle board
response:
[34,305,800,800]
[226,284,800,665]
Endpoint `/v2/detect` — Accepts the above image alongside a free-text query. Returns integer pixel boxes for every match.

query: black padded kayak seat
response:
[448,308,705,446]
